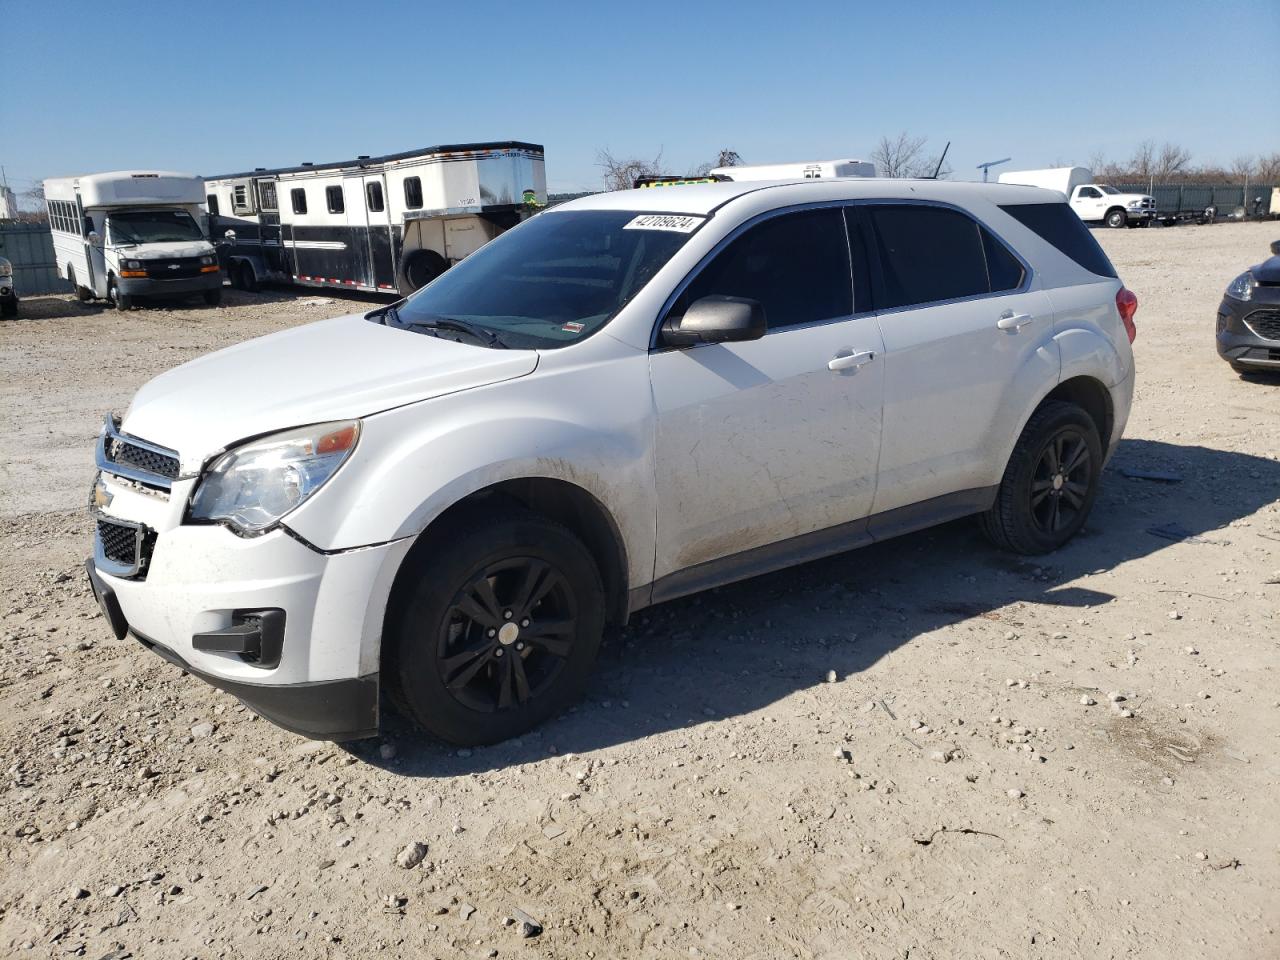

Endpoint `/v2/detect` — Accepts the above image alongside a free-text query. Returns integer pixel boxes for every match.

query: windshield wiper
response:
[405,315,509,349]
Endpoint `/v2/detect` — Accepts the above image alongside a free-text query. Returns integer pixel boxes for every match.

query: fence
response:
[1116,182,1280,218]
[0,222,70,295]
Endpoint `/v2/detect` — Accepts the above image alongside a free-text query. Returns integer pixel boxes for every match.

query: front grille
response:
[1243,309,1280,341]
[97,519,139,566]
[95,518,155,578]
[106,437,180,479]
[143,257,204,279]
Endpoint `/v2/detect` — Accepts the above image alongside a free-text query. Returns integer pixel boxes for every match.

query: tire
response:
[400,249,448,293]
[0,299,15,319]
[1105,208,1127,229]
[202,288,222,306]
[238,262,259,293]
[68,266,91,302]
[108,279,133,311]
[979,401,1103,555]
[386,508,606,745]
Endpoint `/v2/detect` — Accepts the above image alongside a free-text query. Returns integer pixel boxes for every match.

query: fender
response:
[283,350,658,593]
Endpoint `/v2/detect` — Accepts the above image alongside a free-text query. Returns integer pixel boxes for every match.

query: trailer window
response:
[326,185,345,215]
[257,181,278,212]
[206,194,220,216]
[404,177,423,210]
[366,182,384,212]
[232,184,255,215]
[291,188,308,215]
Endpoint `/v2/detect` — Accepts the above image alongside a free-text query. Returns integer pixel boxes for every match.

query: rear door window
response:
[999,202,1117,278]
[866,205,990,309]
[676,207,853,330]
[981,227,1026,292]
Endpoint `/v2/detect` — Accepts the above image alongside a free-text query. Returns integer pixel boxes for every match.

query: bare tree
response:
[1257,151,1280,183]
[872,132,926,178]
[1128,140,1156,179]
[1228,154,1256,183]
[872,132,950,178]
[691,149,744,177]
[1154,142,1192,179]
[596,148,666,190]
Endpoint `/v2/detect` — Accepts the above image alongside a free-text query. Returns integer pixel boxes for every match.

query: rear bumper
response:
[118,273,222,297]
[86,557,379,740]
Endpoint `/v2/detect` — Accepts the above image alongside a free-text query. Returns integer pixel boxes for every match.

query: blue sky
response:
[5,0,1278,199]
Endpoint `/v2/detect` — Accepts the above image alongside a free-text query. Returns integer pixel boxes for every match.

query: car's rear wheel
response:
[980,401,1103,555]
[386,508,605,745]
[68,265,92,302]
[237,262,259,292]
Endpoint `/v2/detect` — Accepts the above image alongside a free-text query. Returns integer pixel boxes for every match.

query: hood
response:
[1251,255,1280,284]
[1111,192,1153,205]
[122,314,539,466]
[117,239,214,259]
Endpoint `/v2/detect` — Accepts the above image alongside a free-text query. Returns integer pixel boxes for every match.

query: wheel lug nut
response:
[503,610,513,620]
[494,648,504,657]
[487,628,496,638]
[515,642,524,651]
[520,619,530,628]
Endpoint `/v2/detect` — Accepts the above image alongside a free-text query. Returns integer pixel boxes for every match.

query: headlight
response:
[126,260,141,269]
[1127,200,1142,208]
[189,421,360,534]
[0,260,12,278]
[200,255,215,265]
[1225,272,1255,302]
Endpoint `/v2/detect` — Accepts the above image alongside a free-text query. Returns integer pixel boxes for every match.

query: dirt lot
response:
[1,224,1278,960]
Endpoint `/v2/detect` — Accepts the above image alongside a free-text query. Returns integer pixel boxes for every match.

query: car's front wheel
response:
[1106,209,1127,228]
[980,401,1103,555]
[386,508,605,745]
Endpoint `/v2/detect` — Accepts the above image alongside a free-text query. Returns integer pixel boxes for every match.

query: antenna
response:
[977,157,1011,182]
[929,142,951,180]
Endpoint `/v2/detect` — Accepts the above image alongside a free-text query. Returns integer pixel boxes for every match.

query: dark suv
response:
[1217,240,1280,375]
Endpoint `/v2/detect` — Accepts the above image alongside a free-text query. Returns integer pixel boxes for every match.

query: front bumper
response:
[85,506,413,740]
[86,557,378,738]
[117,272,222,297]
[1216,294,1280,368]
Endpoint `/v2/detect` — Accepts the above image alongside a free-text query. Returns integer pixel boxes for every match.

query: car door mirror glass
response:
[662,295,766,347]
[87,231,101,246]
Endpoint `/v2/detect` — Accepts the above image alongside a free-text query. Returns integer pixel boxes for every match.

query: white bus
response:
[205,141,546,295]
[44,171,222,309]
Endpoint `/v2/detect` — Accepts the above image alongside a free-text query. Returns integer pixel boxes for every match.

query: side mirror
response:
[661,295,766,347]
[87,230,101,246]
[224,229,237,241]
[1271,240,1280,257]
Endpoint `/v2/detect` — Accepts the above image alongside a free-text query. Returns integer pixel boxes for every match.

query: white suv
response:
[85,176,1137,744]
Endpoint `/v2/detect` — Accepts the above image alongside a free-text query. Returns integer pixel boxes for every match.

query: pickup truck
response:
[999,167,1156,228]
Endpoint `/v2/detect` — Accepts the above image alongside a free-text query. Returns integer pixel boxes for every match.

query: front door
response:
[859,202,1058,515]
[650,206,885,584]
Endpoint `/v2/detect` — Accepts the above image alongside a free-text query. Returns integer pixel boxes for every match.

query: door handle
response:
[996,311,1034,331]
[828,349,876,372]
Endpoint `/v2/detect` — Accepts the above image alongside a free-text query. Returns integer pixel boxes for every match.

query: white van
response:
[44,171,223,309]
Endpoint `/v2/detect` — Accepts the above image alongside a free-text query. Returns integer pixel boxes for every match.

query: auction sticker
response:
[623,214,705,233]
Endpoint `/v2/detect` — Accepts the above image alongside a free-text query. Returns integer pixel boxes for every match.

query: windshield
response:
[1098,185,1120,195]
[385,210,702,349]
[107,209,204,245]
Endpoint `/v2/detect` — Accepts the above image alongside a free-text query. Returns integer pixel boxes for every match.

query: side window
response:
[206,193,220,216]
[366,181,385,212]
[999,202,1117,278]
[981,227,1026,292]
[404,176,423,209]
[1079,187,1100,199]
[291,188,307,215]
[326,185,345,215]
[677,208,852,330]
[232,183,255,215]
[866,205,989,309]
[257,180,278,212]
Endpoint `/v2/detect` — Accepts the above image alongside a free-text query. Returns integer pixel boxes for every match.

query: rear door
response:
[860,202,1057,517]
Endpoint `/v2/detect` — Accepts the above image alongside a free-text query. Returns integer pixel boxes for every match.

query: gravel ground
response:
[1,223,1278,959]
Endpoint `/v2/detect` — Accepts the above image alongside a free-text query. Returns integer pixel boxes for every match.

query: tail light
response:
[1116,287,1138,343]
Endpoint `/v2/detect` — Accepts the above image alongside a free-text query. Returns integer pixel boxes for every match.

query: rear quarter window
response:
[999,202,1117,278]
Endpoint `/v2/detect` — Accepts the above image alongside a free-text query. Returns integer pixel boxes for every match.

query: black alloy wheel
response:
[1029,428,1091,536]
[437,557,578,714]
[386,508,605,745]
[980,401,1103,555]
